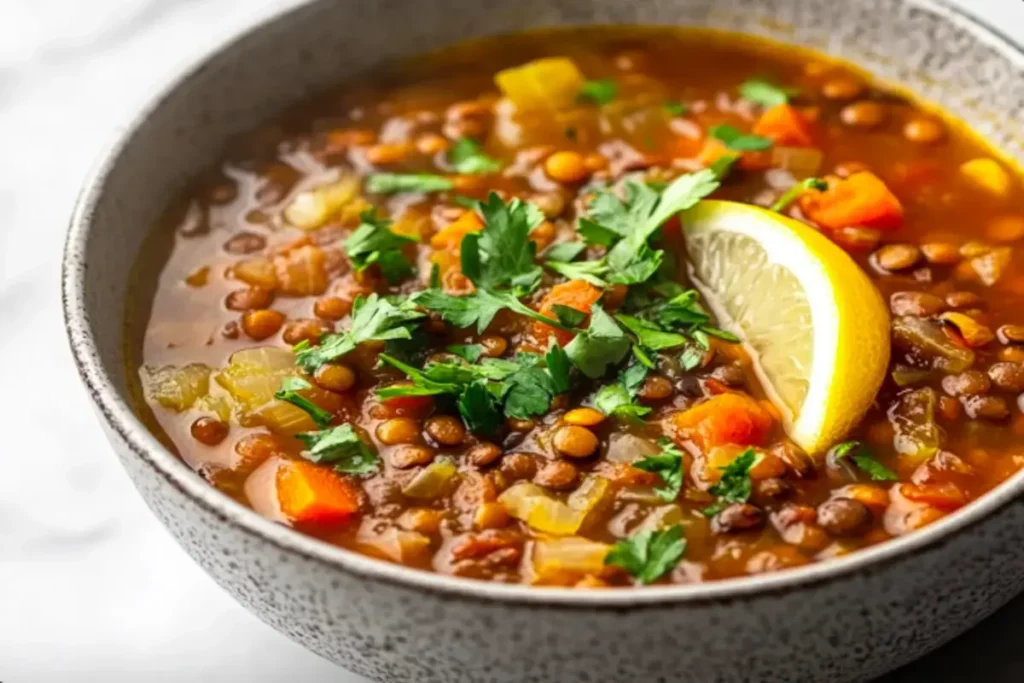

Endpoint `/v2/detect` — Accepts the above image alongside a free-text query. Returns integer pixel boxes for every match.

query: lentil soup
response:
[132,27,1024,587]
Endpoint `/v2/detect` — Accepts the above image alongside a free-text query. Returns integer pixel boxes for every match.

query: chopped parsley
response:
[580,169,720,286]
[703,448,758,516]
[296,423,379,475]
[448,137,502,174]
[770,177,828,213]
[605,524,687,584]
[542,241,587,263]
[414,287,572,335]
[552,304,588,328]
[578,79,618,105]
[376,347,570,434]
[738,79,797,108]
[274,377,333,428]
[592,363,650,422]
[634,438,686,502]
[565,304,631,379]
[616,314,689,351]
[446,344,484,363]
[294,294,425,373]
[709,124,773,152]
[832,441,899,481]
[709,152,741,181]
[343,209,418,283]
[365,172,454,195]
[664,100,688,116]
[461,193,545,292]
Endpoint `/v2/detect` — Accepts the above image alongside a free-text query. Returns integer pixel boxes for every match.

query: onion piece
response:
[888,388,941,465]
[143,363,212,412]
[401,459,458,499]
[532,536,611,583]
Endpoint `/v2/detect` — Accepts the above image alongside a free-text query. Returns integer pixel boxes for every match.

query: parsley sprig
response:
[274,377,333,428]
[709,124,773,152]
[703,448,758,516]
[832,441,898,481]
[605,524,687,584]
[448,137,502,174]
[294,294,425,373]
[296,423,379,475]
[633,438,686,502]
[739,78,798,108]
[344,209,418,284]
[578,79,618,105]
[365,173,454,195]
[592,363,650,421]
[770,178,828,213]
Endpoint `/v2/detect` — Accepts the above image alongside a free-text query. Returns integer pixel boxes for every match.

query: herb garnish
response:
[709,124,773,152]
[565,304,631,379]
[832,441,899,481]
[605,524,687,584]
[343,209,418,284]
[738,79,798,108]
[274,377,333,428]
[365,173,454,195]
[578,79,618,105]
[703,448,758,516]
[664,100,688,116]
[294,294,425,373]
[446,344,484,363]
[634,438,686,502]
[770,178,828,213]
[592,363,650,422]
[296,423,380,475]
[448,137,502,174]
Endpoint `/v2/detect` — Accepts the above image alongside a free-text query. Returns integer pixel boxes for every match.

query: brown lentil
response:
[376,418,421,445]
[920,242,961,265]
[223,232,267,254]
[945,291,982,309]
[499,453,538,481]
[313,363,356,392]
[313,295,352,320]
[563,408,606,427]
[874,244,921,272]
[191,417,229,446]
[712,503,766,533]
[241,309,285,340]
[962,395,1010,420]
[468,443,502,467]
[998,324,1024,344]
[821,76,864,99]
[840,101,888,128]
[988,362,1024,392]
[391,445,436,469]
[478,335,509,358]
[816,498,872,536]
[903,116,945,144]
[941,370,992,397]
[533,460,580,490]
[553,425,600,458]
[281,318,331,346]
[424,415,467,447]
[544,151,589,184]
[638,375,674,402]
[889,291,946,317]
[225,286,273,311]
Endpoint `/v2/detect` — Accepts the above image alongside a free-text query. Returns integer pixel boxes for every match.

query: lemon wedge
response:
[680,200,890,455]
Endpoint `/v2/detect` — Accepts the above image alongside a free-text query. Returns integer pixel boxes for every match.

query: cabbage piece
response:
[143,363,212,412]
[401,459,458,499]
[532,536,611,583]
[888,387,941,465]
[892,316,974,372]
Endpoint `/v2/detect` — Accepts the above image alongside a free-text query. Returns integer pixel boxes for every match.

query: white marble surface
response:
[2,1,1024,681]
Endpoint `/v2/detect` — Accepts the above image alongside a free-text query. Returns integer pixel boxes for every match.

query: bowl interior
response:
[66,0,1024,601]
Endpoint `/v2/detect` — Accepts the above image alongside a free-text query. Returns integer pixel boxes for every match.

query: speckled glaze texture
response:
[63,1,1024,681]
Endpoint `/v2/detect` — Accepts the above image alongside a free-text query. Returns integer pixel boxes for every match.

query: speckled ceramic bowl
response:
[63,1,1024,681]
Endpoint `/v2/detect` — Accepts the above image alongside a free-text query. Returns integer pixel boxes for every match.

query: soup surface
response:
[134,27,1024,587]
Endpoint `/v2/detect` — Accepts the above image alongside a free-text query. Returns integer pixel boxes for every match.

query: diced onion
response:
[143,363,212,412]
[283,174,361,231]
[888,387,941,465]
[401,459,458,499]
[499,476,611,536]
[495,57,585,111]
[216,347,297,412]
[532,536,611,583]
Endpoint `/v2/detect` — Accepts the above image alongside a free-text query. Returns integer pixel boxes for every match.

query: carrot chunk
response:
[752,104,814,147]
[671,393,774,450]
[276,460,361,525]
[799,171,903,231]
[900,482,966,511]
[533,279,603,346]
[430,211,483,251]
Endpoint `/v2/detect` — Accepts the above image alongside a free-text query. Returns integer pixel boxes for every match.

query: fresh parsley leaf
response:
[500,363,557,420]
[448,137,502,174]
[739,79,797,107]
[585,170,719,286]
[592,363,650,421]
[616,314,689,351]
[274,376,333,428]
[376,354,469,398]
[366,173,454,195]
[295,294,425,373]
[542,241,587,263]
[679,343,706,371]
[344,209,417,283]
[296,423,379,475]
[545,258,609,287]
[709,153,741,181]
[703,448,758,516]
[709,124,773,152]
[604,524,686,584]
[770,177,828,213]
[545,344,572,394]
[664,100,688,116]
[447,344,484,363]
[578,79,618,105]
[552,304,588,328]
[565,304,631,379]
[833,441,899,481]
[460,192,544,293]
[428,262,442,289]
[458,381,504,436]
[453,195,482,211]
[413,288,571,335]
[634,438,685,502]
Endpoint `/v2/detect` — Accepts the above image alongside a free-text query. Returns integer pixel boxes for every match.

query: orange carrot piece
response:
[752,104,814,147]
[900,482,966,511]
[276,460,361,525]
[430,211,483,251]
[799,171,903,231]
[533,279,604,346]
[671,393,774,450]
[381,393,434,416]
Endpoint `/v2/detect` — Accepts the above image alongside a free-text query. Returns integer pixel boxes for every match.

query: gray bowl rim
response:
[62,0,1024,609]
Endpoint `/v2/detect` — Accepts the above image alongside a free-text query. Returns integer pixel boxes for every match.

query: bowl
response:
[63,0,1024,680]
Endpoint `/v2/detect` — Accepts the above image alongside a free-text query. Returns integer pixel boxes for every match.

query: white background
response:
[2,1,1023,681]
